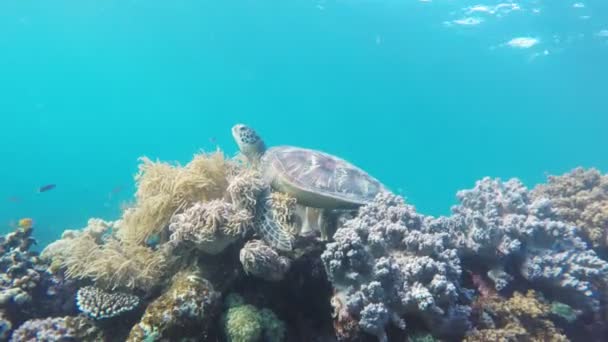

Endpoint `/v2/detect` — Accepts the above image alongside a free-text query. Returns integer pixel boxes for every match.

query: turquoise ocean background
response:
[1,0,607,248]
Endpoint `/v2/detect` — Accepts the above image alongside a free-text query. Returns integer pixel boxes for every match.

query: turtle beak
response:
[231,124,243,137]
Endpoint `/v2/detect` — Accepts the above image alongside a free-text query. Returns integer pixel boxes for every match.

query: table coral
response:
[76,286,140,319]
[321,192,470,341]
[127,270,221,341]
[532,167,608,248]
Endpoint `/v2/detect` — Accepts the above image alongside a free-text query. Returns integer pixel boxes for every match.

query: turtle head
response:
[232,124,266,162]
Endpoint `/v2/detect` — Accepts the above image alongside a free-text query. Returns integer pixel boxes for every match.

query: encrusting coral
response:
[465,290,568,341]
[76,285,140,319]
[322,191,470,341]
[9,316,102,342]
[532,167,608,248]
[127,269,221,341]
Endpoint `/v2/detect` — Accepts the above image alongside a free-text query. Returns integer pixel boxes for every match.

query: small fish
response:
[18,218,34,229]
[38,184,56,193]
[209,137,217,144]
[7,196,21,203]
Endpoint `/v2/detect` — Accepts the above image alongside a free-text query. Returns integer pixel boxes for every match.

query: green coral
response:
[259,308,287,342]
[222,294,286,342]
[224,304,263,342]
[551,302,579,323]
[407,333,436,342]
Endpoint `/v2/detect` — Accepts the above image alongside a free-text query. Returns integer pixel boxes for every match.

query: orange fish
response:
[18,218,34,229]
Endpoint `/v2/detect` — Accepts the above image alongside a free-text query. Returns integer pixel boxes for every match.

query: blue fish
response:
[38,184,56,193]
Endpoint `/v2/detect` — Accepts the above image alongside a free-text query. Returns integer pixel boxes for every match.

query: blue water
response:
[1,0,607,247]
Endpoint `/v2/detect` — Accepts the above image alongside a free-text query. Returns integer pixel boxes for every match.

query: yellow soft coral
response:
[61,235,168,291]
[532,167,608,248]
[466,291,568,342]
[118,152,231,245]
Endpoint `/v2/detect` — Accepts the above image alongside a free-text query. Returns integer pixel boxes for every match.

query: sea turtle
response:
[231,124,385,251]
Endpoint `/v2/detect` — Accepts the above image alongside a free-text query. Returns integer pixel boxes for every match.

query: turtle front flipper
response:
[257,192,294,252]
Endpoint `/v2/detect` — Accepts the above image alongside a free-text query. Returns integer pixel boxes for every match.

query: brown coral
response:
[269,192,298,235]
[127,270,220,341]
[532,167,608,248]
[466,291,568,342]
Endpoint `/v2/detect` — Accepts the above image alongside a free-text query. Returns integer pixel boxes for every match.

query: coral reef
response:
[25,145,608,342]
[322,192,469,341]
[532,167,608,248]
[127,270,220,341]
[76,286,140,319]
[465,290,568,341]
[239,239,291,281]
[9,316,102,342]
[222,293,286,342]
[433,177,608,312]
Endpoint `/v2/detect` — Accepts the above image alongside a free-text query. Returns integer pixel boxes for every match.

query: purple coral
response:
[9,316,101,342]
[440,177,608,312]
[322,192,469,341]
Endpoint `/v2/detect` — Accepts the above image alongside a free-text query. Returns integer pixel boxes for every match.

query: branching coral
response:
[0,225,42,309]
[118,152,232,245]
[432,177,608,312]
[76,286,140,319]
[127,270,220,341]
[321,192,470,341]
[532,167,608,248]
[465,290,568,341]
[169,200,253,254]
